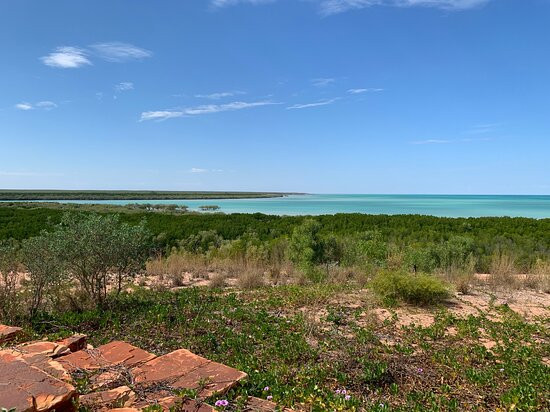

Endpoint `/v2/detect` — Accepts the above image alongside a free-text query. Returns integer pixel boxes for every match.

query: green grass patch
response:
[16,286,550,411]
[370,270,450,306]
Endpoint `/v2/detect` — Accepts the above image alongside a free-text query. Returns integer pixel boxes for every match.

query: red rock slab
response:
[0,358,76,412]
[132,349,208,384]
[0,324,24,344]
[0,349,72,382]
[57,334,87,352]
[90,370,125,390]
[172,360,247,397]
[245,396,289,411]
[17,341,71,358]
[58,341,156,372]
[79,386,136,409]
[132,349,247,398]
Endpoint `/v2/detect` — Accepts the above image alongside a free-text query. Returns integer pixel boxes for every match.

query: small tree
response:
[288,219,325,281]
[321,235,344,275]
[21,232,65,316]
[55,213,151,307]
[0,240,22,322]
[180,230,223,254]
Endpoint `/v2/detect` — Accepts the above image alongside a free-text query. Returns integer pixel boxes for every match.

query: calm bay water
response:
[34,194,550,218]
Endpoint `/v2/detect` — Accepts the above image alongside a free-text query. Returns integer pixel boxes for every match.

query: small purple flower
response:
[263,386,270,391]
[335,389,341,395]
[341,389,347,395]
[344,395,351,401]
[417,368,423,373]
[267,395,273,401]
[215,399,229,408]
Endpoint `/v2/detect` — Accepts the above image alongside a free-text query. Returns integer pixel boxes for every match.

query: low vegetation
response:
[370,271,450,306]
[0,190,290,200]
[20,286,550,411]
[0,206,548,411]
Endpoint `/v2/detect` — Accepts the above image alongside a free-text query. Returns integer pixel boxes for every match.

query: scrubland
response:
[1,207,548,411]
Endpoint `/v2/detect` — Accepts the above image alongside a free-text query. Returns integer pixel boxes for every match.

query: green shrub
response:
[370,270,450,305]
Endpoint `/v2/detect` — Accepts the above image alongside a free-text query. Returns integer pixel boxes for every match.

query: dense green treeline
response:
[2,205,549,248]
[0,190,290,200]
[1,205,549,270]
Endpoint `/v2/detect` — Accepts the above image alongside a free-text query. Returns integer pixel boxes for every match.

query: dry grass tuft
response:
[454,273,475,295]
[209,272,227,288]
[168,272,186,287]
[237,269,265,289]
[533,259,550,293]
[488,253,518,290]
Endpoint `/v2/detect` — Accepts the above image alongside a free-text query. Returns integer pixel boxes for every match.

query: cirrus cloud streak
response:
[140,100,279,121]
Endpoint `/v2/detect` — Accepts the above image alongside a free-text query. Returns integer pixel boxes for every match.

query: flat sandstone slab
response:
[56,334,87,352]
[16,341,71,357]
[58,341,156,372]
[0,358,76,412]
[245,397,282,411]
[80,386,136,409]
[132,349,247,397]
[0,348,72,382]
[0,324,24,343]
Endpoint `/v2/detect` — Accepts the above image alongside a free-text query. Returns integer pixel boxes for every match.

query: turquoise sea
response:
[33,194,550,218]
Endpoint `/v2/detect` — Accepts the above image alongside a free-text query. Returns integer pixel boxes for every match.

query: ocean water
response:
[32,194,550,218]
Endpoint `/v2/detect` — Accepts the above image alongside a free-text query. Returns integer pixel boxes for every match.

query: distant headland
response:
[0,190,304,201]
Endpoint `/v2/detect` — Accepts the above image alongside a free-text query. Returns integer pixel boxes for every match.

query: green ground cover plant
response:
[17,286,549,411]
[370,271,451,305]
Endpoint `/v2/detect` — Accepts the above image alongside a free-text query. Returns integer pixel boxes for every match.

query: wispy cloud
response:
[140,110,184,121]
[40,46,91,68]
[35,101,58,110]
[15,102,33,111]
[190,168,209,173]
[411,137,492,145]
[189,167,224,173]
[141,100,278,121]
[411,139,452,145]
[347,88,384,94]
[311,77,336,87]
[15,101,57,111]
[90,42,152,62]
[41,42,151,68]
[466,123,500,134]
[286,98,339,110]
[212,0,491,15]
[211,0,274,7]
[320,0,491,15]
[115,82,134,92]
[195,91,246,99]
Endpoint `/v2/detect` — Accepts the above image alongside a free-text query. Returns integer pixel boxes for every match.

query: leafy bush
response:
[288,219,324,278]
[55,213,151,306]
[433,236,475,274]
[180,230,223,254]
[370,270,450,305]
[403,247,437,273]
[0,240,22,322]
[342,231,388,269]
[21,232,66,316]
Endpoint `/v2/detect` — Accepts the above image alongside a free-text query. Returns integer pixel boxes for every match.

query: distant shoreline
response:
[0,190,305,201]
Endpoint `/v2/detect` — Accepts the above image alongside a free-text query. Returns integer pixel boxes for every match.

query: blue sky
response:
[1,0,549,194]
